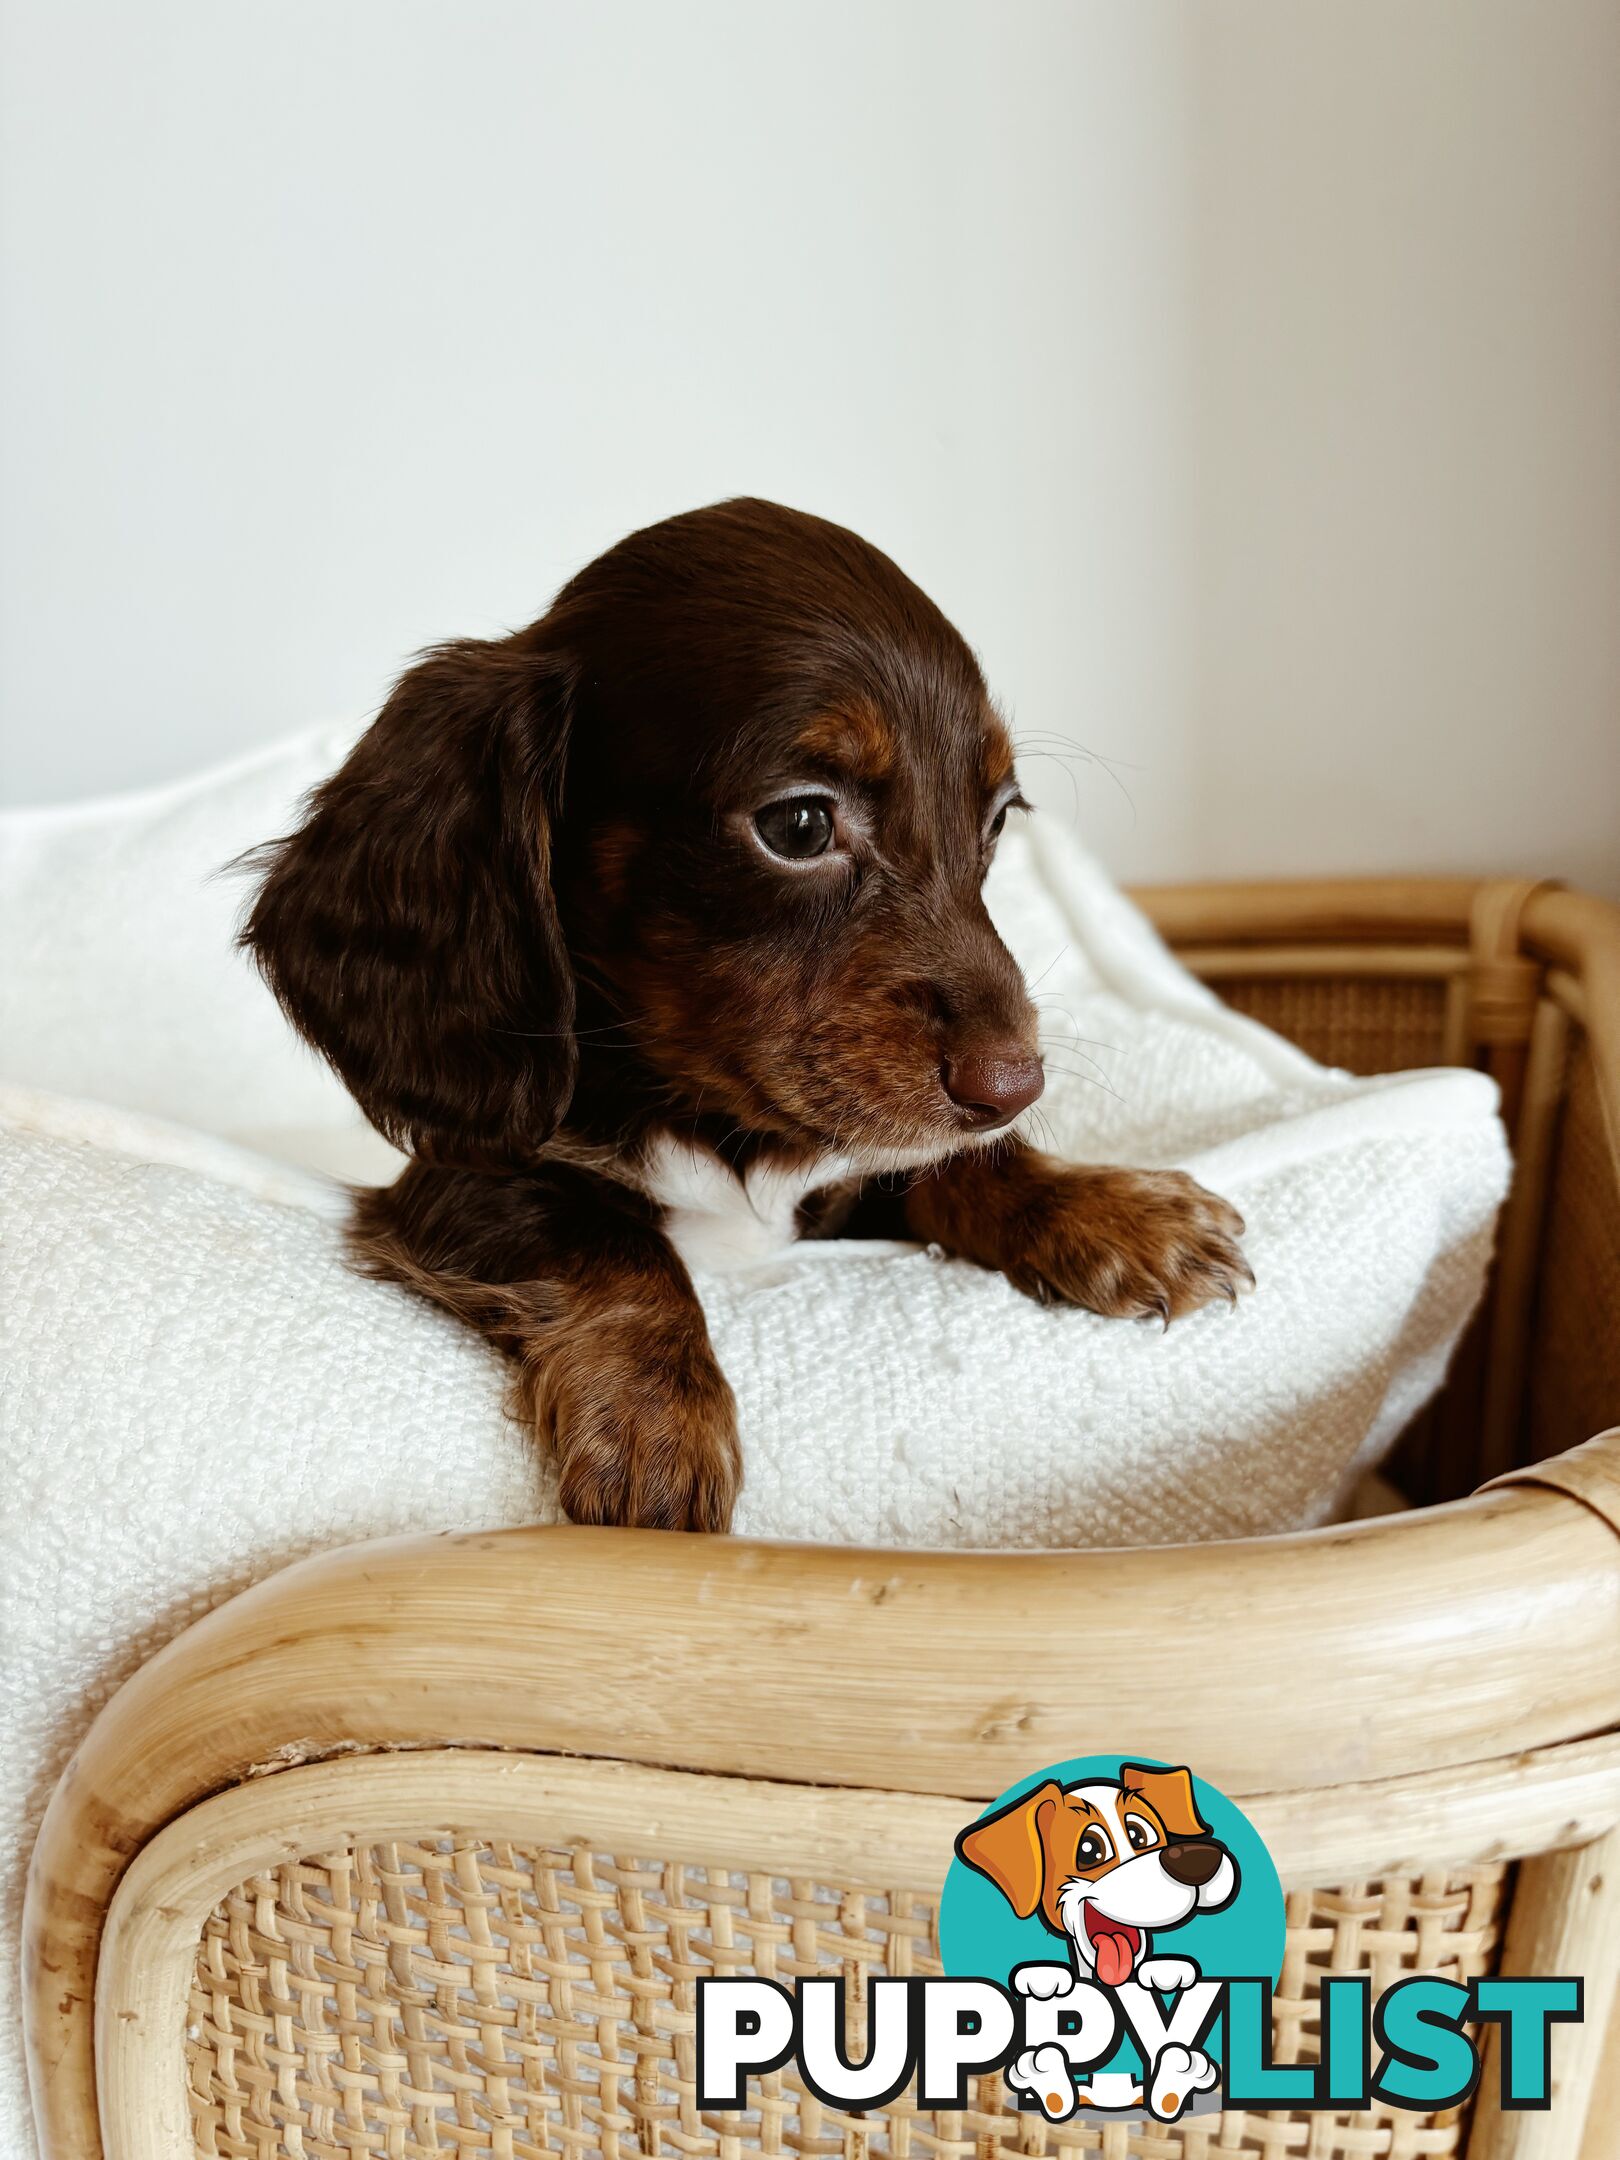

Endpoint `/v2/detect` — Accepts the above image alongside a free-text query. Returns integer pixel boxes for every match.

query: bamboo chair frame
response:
[21,874,1620,2160]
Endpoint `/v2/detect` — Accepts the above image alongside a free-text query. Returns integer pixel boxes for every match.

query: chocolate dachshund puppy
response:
[243,499,1250,1529]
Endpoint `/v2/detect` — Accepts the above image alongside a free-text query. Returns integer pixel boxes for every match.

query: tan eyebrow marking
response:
[796,699,896,781]
[589,820,643,905]
[982,720,1015,790]
[1119,1787,1167,1839]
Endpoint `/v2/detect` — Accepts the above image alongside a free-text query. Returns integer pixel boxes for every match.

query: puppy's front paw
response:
[543,1323,741,1531]
[1012,1961,1076,2001]
[1137,1955,1200,1993]
[1007,2044,1077,2121]
[1148,2041,1218,2123]
[1007,1167,1253,1323]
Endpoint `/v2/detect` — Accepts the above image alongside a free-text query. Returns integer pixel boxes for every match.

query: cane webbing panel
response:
[184,1843,1507,2160]
[1210,976,1450,1077]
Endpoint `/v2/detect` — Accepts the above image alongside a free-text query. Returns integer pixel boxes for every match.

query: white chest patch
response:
[646,1138,854,1274]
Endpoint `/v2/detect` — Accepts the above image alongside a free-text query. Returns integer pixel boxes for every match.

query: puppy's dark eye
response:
[755,797,836,860]
[1125,1817,1156,1852]
[1076,1830,1111,1869]
[985,793,1028,848]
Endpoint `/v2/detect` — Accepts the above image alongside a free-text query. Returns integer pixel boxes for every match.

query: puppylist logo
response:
[946,1756,1269,2122]
[697,1755,1583,2126]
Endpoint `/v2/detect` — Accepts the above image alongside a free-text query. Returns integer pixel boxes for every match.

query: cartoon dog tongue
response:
[1084,1907,1141,1986]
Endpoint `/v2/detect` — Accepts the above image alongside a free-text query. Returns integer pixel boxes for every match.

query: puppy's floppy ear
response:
[241,632,576,1167]
[1119,1764,1209,1842]
[955,1779,1062,1920]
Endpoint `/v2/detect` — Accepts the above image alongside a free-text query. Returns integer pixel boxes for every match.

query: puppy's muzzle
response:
[1160,1839,1225,1888]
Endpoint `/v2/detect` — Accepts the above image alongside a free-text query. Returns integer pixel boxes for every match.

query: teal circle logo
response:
[938,1755,1285,2122]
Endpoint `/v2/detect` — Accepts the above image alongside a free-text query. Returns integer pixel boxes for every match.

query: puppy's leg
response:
[353,1163,740,1531]
[904,1142,1252,1322]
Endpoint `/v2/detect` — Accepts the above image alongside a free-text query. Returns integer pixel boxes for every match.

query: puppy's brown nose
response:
[1161,1840,1223,1888]
[943,1049,1045,1127]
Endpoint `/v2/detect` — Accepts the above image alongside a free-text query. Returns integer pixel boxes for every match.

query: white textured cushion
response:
[0,742,1510,2155]
[0,726,399,1179]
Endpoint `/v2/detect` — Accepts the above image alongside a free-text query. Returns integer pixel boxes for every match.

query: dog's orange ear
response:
[955,1780,1062,1918]
[1120,1763,1209,1841]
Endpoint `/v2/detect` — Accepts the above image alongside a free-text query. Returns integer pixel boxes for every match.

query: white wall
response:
[1190,5,1620,900]
[2,1,1616,896]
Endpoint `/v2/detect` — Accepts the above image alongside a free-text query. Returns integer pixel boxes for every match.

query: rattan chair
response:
[23,875,1620,2160]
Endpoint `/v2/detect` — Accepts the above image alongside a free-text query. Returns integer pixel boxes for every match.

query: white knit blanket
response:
[0,736,1509,2156]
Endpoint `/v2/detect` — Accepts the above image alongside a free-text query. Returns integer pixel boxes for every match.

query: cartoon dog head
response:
[956,1764,1238,1989]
